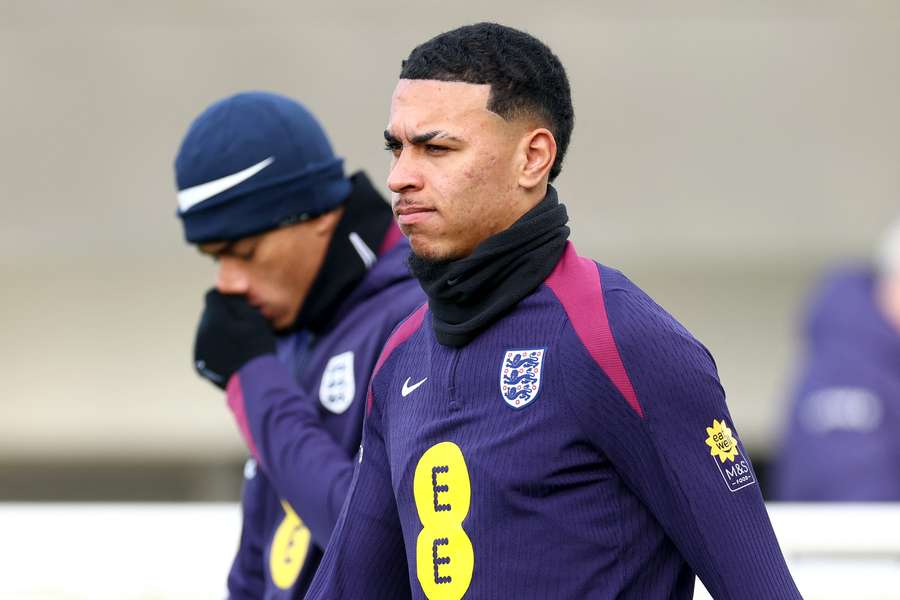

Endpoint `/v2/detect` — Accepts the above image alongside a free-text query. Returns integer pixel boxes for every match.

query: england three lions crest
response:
[500,349,546,409]
[319,351,355,414]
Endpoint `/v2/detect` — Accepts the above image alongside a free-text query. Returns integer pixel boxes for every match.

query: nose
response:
[215,257,249,295]
[387,151,424,195]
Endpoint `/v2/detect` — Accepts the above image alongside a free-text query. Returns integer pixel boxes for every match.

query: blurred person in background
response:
[774,219,900,500]
[173,91,424,598]
[307,23,800,600]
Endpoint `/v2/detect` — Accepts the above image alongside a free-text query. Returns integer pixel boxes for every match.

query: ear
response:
[517,128,557,190]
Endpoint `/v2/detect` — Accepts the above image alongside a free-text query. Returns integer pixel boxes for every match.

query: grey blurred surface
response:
[2,503,898,598]
[2,1,899,499]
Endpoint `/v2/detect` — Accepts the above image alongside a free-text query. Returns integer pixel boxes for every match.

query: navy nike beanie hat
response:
[174,91,351,244]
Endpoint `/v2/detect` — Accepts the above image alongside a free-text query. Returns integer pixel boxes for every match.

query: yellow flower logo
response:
[705,419,740,463]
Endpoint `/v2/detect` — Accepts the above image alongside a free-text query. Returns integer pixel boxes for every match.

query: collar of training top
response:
[409,186,570,347]
[292,171,395,334]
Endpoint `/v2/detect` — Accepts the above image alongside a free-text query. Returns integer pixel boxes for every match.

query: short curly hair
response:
[400,22,574,182]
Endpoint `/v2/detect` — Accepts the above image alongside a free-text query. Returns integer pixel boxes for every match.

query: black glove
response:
[193,289,277,390]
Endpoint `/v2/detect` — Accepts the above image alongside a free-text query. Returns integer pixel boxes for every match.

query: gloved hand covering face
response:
[193,289,277,390]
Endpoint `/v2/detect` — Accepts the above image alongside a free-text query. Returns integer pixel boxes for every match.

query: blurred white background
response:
[2,503,898,599]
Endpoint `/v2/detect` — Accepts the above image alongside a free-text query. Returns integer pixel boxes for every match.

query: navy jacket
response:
[224,228,425,599]
[306,242,800,599]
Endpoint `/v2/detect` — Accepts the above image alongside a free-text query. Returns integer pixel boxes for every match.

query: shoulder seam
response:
[544,243,644,418]
[366,302,427,414]
[595,267,631,295]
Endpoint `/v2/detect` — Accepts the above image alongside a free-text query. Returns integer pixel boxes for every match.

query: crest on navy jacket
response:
[319,351,355,414]
[500,349,546,409]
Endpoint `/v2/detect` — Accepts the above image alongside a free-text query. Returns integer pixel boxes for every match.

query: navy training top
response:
[306,241,800,599]
[224,225,425,599]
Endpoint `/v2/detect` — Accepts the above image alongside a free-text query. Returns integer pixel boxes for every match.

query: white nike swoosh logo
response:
[348,232,376,269]
[401,376,428,397]
[177,156,275,212]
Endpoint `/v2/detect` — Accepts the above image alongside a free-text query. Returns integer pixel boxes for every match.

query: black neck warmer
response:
[409,186,570,347]
[293,172,394,334]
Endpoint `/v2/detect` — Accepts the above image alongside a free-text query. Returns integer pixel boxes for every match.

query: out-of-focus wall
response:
[2,1,899,498]
[3,503,898,599]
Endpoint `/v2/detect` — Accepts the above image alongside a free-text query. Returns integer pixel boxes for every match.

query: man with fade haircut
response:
[306,23,801,599]
[173,91,424,599]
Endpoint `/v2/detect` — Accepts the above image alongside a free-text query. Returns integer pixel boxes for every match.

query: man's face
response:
[198,216,335,331]
[386,79,530,261]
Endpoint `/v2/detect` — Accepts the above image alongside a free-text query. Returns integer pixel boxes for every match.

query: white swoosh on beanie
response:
[177,156,275,212]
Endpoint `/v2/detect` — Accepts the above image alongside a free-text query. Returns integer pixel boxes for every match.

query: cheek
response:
[247,264,276,300]
[255,257,297,300]
[458,153,513,220]
[472,147,518,194]
[425,148,514,235]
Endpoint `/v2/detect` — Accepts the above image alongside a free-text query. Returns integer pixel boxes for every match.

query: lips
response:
[247,297,269,318]
[395,205,436,226]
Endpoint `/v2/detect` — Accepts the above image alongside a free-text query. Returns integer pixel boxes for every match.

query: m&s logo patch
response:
[704,419,756,492]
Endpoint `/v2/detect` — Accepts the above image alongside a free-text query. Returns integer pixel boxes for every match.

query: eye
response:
[425,144,449,155]
[384,141,402,156]
[230,242,257,261]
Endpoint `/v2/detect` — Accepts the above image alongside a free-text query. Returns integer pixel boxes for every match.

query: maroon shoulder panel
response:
[544,243,643,418]
[366,303,428,414]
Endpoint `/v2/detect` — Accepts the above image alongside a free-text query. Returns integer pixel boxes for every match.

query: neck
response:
[293,172,394,333]
[409,185,569,347]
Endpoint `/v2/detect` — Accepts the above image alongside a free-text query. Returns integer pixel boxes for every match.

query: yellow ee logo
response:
[413,441,474,600]
[269,500,311,590]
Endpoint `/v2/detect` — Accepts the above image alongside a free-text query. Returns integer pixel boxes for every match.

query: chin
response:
[271,313,293,332]
[410,239,460,263]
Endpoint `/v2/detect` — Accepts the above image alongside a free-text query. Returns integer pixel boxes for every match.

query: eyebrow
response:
[199,240,236,257]
[383,129,463,145]
[384,130,400,145]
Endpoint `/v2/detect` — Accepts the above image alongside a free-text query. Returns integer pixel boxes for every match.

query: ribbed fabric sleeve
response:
[226,462,268,599]
[229,357,355,550]
[305,355,413,599]
[560,265,801,599]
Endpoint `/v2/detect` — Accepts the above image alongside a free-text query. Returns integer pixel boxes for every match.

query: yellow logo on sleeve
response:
[269,500,311,590]
[413,441,474,600]
[704,418,757,492]
[705,419,740,463]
